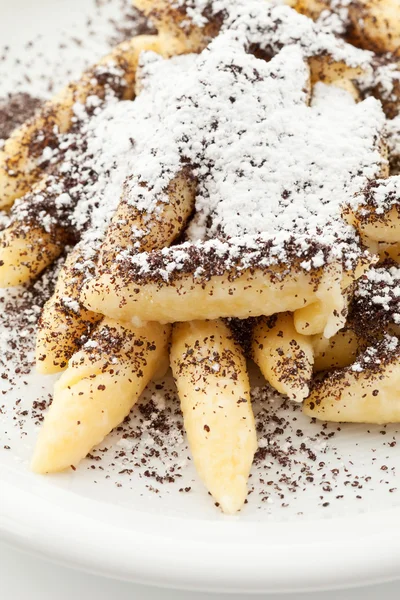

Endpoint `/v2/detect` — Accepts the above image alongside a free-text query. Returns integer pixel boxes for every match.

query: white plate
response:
[2,0,400,593]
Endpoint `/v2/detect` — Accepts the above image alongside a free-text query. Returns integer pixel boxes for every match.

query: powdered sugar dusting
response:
[174,0,371,67]
[350,335,399,374]
[314,0,352,36]
[5,0,391,288]
[113,40,384,281]
[352,263,400,334]
[11,64,152,272]
[352,176,400,216]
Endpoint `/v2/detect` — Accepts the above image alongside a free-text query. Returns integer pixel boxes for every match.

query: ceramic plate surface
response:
[1,0,400,593]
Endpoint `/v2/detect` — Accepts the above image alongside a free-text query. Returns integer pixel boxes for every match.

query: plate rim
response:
[3,470,400,593]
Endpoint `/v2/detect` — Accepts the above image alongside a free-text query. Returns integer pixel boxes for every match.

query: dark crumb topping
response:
[352,176,400,221]
[114,236,371,287]
[310,335,400,403]
[107,3,154,45]
[350,260,400,339]
[0,259,62,391]
[227,317,258,356]
[0,0,400,519]
[0,93,42,140]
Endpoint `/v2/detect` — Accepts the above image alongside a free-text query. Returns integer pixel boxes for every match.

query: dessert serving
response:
[0,0,400,515]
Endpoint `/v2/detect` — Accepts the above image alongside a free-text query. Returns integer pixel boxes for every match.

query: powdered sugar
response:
[314,0,352,36]
[353,176,400,215]
[173,0,212,27]
[6,0,392,287]
[369,60,400,102]
[11,63,151,270]
[173,0,400,121]
[114,39,384,280]
[173,0,371,67]
[353,263,400,329]
[61,296,81,314]
[350,335,399,373]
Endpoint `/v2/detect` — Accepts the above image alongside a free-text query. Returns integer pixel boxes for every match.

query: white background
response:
[1,541,400,600]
